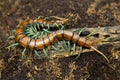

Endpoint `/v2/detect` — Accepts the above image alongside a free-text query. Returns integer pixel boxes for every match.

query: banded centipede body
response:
[15,18,99,49]
[13,17,109,62]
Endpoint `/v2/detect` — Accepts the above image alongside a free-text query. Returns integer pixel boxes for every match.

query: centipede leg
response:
[63,40,71,53]
[8,36,15,39]
[60,24,64,30]
[34,50,41,59]
[33,23,38,32]
[31,24,37,33]
[53,23,60,29]
[44,17,50,20]
[22,48,26,59]
[43,29,51,34]
[58,41,66,51]
[6,43,19,49]
[52,45,59,51]
[43,48,48,58]
[46,24,50,29]
[40,31,45,37]
[66,41,71,54]
[71,43,76,55]
[37,16,44,19]
[75,47,82,59]
[37,23,40,30]
[86,27,100,38]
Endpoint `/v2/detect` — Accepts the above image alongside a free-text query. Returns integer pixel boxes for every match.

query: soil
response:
[0,0,120,80]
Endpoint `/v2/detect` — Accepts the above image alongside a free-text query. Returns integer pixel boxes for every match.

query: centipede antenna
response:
[75,47,82,59]
[91,46,109,63]
[22,48,26,59]
[6,43,19,49]
[43,48,48,58]
[34,50,41,59]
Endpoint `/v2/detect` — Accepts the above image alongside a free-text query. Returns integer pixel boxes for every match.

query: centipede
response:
[15,17,95,49]
[13,17,109,63]
[5,16,110,62]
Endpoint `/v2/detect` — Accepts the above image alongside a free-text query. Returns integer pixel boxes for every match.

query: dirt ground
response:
[0,0,120,80]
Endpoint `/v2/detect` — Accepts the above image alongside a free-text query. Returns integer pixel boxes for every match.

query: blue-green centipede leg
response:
[71,43,76,55]
[52,45,59,51]
[6,43,19,49]
[44,17,50,20]
[22,48,27,59]
[58,41,65,51]
[34,50,41,59]
[66,41,71,54]
[78,28,85,35]
[12,30,16,33]
[40,24,44,28]
[38,16,44,19]
[53,23,60,29]
[8,36,15,39]
[37,24,40,30]
[75,47,82,59]
[43,29,51,34]
[60,24,64,30]
[43,48,48,58]
[33,24,38,32]
[40,31,45,37]
[63,40,70,53]
[31,25,36,33]
[86,27,100,38]
[46,24,50,29]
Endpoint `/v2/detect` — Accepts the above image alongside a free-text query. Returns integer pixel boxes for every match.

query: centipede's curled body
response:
[15,18,98,50]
